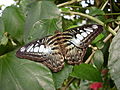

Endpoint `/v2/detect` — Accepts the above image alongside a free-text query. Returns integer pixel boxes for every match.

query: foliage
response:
[0,0,120,90]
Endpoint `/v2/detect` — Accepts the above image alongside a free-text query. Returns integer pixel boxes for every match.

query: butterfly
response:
[16,24,103,72]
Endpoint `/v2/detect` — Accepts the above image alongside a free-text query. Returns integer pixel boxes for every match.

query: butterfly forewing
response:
[16,24,103,72]
[16,36,50,61]
[16,36,65,72]
[66,24,103,47]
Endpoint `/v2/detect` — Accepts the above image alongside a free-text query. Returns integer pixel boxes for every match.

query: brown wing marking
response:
[41,52,64,72]
[65,45,87,65]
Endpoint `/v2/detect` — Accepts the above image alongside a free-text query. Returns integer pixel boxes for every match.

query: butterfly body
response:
[16,24,103,72]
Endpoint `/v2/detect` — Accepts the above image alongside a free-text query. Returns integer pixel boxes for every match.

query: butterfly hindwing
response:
[65,44,87,65]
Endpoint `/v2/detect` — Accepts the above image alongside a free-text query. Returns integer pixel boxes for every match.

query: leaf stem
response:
[61,78,75,90]
[57,0,81,7]
[103,25,119,43]
[100,0,109,10]
[85,45,97,64]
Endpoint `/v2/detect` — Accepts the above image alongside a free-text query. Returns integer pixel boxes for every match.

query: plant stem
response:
[85,45,97,64]
[62,11,117,36]
[100,0,109,10]
[61,78,75,90]
[57,0,81,7]
[103,25,119,43]
[96,13,120,16]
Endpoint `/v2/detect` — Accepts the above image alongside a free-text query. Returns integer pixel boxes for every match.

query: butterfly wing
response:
[16,36,64,72]
[64,24,103,64]
[64,43,87,65]
[16,24,103,72]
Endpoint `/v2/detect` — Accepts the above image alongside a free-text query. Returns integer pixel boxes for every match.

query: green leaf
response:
[2,6,25,42]
[93,50,104,70]
[0,34,8,45]
[92,33,104,44]
[27,18,62,42]
[104,18,115,24]
[20,0,55,13]
[89,7,106,22]
[71,64,102,82]
[0,51,55,90]
[96,41,104,49]
[24,1,61,42]
[89,7,105,16]
[53,64,73,89]
[108,30,120,90]
[66,25,79,29]
[60,7,70,12]
[113,1,120,12]
[117,16,120,21]
[0,18,5,41]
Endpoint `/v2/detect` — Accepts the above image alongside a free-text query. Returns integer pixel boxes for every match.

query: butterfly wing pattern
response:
[16,24,103,72]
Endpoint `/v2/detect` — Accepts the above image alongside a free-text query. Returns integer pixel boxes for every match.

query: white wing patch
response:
[84,27,93,32]
[38,45,52,54]
[20,47,26,52]
[39,45,45,52]
[86,31,90,34]
[77,28,80,30]
[71,38,81,47]
[71,33,85,47]
[80,30,84,32]
[26,44,34,52]
[92,25,98,29]
[43,46,51,53]
[26,44,51,54]
[34,47,39,52]
[81,32,88,37]
[76,34,84,40]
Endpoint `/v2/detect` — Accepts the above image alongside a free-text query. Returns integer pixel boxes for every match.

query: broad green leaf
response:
[0,51,55,90]
[69,80,89,90]
[0,18,5,41]
[24,1,61,42]
[20,0,37,13]
[53,64,73,89]
[93,50,104,70]
[2,6,25,42]
[96,41,104,49]
[117,16,120,20]
[89,7,105,16]
[92,33,104,44]
[0,34,8,45]
[104,18,115,24]
[89,7,106,22]
[71,64,102,82]
[27,18,62,42]
[108,30,120,90]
